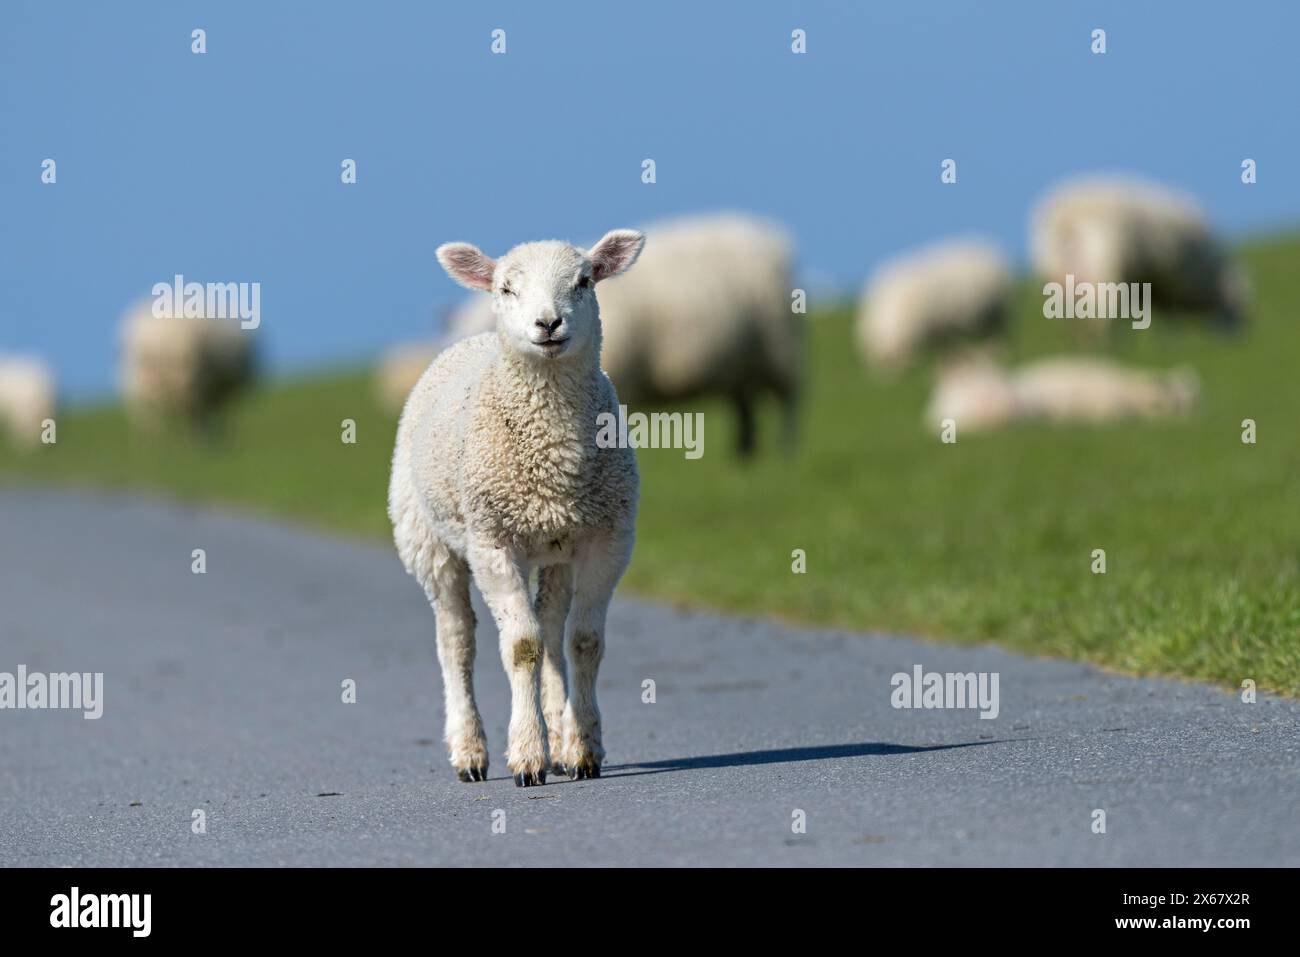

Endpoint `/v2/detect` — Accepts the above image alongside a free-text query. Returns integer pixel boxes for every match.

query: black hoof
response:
[550,762,568,777]
[456,765,487,783]
[513,770,546,788]
[569,763,601,780]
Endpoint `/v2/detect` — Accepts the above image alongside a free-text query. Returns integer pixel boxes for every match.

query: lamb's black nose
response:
[535,317,563,336]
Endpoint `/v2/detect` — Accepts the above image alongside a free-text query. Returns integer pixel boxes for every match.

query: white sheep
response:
[376,342,441,414]
[119,301,257,431]
[857,238,1014,371]
[923,354,1020,434]
[0,355,56,450]
[1030,175,1248,329]
[375,298,499,413]
[596,213,799,456]
[441,293,498,346]
[1011,356,1199,424]
[389,228,645,787]
[925,353,1199,433]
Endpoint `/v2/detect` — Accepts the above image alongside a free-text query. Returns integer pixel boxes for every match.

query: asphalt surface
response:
[1,487,1297,867]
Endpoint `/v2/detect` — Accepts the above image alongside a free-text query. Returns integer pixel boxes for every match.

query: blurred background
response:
[2,1,1297,692]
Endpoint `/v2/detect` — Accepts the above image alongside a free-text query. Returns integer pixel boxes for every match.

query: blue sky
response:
[2,0,1297,397]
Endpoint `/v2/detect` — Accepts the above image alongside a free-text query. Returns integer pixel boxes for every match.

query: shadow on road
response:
[602,740,1001,779]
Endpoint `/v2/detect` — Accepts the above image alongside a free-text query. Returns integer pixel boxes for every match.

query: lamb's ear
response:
[436,243,496,291]
[588,229,645,282]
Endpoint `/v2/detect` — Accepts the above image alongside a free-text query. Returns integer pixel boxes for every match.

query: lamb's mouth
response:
[537,338,570,355]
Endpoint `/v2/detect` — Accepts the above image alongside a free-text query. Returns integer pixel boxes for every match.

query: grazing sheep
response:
[0,355,55,449]
[1030,175,1248,329]
[597,213,800,457]
[925,353,1199,433]
[119,302,257,432]
[857,238,1013,372]
[389,228,645,787]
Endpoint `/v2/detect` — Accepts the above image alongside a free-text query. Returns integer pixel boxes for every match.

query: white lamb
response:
[389,228,645,787]
[1030,175,1248,329]
[119,301,257,431]
[597,214,800,456]
[0,355,56,449]
[857,238,1014,371]
[925,354,1199,433]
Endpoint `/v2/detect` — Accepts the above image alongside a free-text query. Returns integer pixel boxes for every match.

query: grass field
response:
[4,235,1298,693]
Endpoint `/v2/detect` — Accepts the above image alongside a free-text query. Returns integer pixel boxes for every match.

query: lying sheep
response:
[925,354,1199,433]
[375,298,498,413]
[376,342,440,414]
[1030,175,1248,329]
[923,354,1020,434]
[390,228,645,787]
[597,214,799,457]
[0,355,55,449]
[119,301,257,431]
[857,238,1013,371]
[1011,356,1199,424]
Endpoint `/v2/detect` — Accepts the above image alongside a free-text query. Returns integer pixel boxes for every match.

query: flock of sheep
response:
[377,175,1243,451]
[0,299,258,449]
[863,175,1244,434]
[0,173,1244,456]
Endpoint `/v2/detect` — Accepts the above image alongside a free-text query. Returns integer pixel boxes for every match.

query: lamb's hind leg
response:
[535,564,573,776]
[429,549,488,782]
[562,530,634,779]
[469,542,549,787]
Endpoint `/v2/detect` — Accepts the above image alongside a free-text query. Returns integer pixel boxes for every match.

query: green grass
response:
[4,236,1298,693]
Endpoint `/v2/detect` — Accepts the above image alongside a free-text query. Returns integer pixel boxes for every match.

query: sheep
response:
[376,342,440,414]
[1030,175,1248,330]
[857,238,1014,372]
[441,293,498,346]
[119,301,257,432]
[375,298,498,413]
[923,354,1020,434]
[389,228,645,787]
[0,355,56,450]
[1011,356,1199,424]
[924,353,1199,433]
[596,213,800,456]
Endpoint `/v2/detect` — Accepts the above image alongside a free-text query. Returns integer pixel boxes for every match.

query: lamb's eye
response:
[576,276,591,290]
[500,284,515,297]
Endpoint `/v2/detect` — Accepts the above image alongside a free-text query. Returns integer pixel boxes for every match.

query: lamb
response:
[119,301,257,431]
[389,228,645,787]
[1030,175,1248,329]
[0,355,56,449]
[857,238,1013,371]
[596,214,800,456]
[925,353,1199,433]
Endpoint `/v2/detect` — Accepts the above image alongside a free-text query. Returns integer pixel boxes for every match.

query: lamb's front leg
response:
[535,563,573,776]
[469,542,549,786]
[562,530,634,780]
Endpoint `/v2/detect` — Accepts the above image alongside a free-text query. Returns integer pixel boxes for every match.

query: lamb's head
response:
[436,229,644,363]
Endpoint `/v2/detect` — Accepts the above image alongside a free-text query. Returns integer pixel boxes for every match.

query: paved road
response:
[1,488,1296,866]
